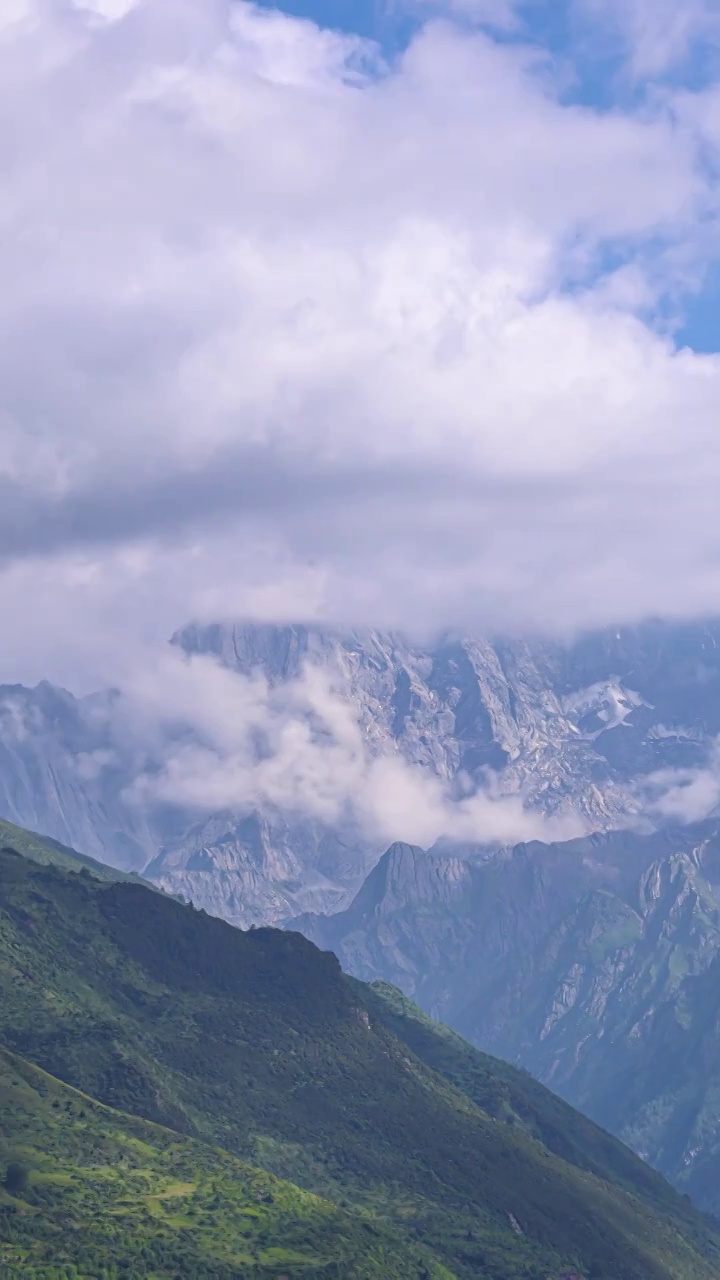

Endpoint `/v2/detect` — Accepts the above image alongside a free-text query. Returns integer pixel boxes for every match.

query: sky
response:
[4,0,720,691]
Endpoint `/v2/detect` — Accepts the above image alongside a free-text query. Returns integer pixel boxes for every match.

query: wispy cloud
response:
[577,0,720,79]
[121,648,582,848]
[638,739,720,824]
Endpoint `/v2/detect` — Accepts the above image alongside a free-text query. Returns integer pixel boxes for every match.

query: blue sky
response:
[679,265,720,351]
[256,0,415,44]
[258,0,720,353]
[256,0,719,101]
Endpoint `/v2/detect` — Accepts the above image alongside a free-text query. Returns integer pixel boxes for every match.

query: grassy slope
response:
[0,816,148,885]
[1,843,720,1280]
[0,1045,443,1280]
[360,980,707,1221]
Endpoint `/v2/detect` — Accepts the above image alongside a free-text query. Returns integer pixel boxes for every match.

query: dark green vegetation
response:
[2,839,720,1278]
[359,980,708,1214]
[296,828,720,1215]
[0,816,148,885]
[0,1045,439,1279]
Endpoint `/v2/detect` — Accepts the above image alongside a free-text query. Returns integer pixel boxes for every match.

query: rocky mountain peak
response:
[349,841,472,918]
[3,616,720,928]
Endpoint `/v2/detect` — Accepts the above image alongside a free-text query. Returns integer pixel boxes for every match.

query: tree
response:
[4,1162,29,1195]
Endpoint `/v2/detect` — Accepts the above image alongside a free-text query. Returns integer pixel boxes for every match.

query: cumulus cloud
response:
[2,0,720,689]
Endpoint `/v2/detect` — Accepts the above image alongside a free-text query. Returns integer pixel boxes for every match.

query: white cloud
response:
[121,647,581,847]
[1,1,720,689]
[577,0,720,79]
[639,740,720,824]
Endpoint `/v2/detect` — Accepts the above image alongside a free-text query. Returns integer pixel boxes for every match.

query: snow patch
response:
[562,680,649,738]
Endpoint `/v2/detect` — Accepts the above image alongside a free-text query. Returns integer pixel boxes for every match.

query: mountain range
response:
[6,617,720,1227]
[4,616,720,922]
[2,820,720,1279]
[292,822,720,1214]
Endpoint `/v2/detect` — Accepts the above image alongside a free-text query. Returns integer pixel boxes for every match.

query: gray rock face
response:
[291,821,720,1213]
[175,616,720,814]
[0,674,377,923]
[144,811,370,928]
[0,682,155,869]
[173,620,650,825]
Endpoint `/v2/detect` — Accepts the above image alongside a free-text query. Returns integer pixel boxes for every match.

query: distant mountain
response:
[119,613,720,918]
[2,836,720,1280]
[0,681,157,870]
[292,823,720,1214]
[0,670,373,920]
[172,618,661,827]
[174,617,720,820]
[144,809,370,928]
[4,616,720,922]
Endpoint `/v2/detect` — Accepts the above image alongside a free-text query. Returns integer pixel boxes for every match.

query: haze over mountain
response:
[2,616,720,922]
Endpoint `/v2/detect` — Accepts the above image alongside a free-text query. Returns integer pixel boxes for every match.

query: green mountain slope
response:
[361,981,719,1227]
[0,815,148,885]
[0,1045,441,1280]
[2,843,720,1280]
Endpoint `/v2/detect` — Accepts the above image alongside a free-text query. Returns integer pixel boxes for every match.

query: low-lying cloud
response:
[122,649,582,848]
[639,740,720,825]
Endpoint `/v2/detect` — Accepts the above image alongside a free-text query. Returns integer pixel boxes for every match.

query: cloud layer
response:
[3,0,720,689]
